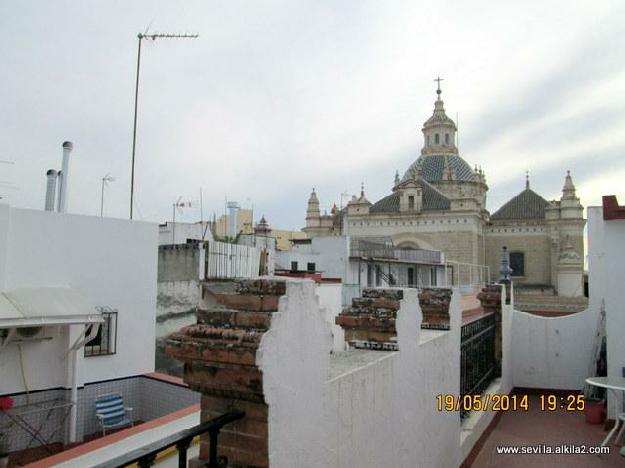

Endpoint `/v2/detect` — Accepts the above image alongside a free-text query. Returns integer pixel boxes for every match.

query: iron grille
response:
[85,308,118,357]
[460,313,496,418]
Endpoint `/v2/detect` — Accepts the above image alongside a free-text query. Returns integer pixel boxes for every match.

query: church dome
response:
[401,154,478,183]
[401,81,479,185]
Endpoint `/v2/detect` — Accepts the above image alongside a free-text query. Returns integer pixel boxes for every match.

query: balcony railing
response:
[92,410,245,468]
[460,313,496,418]
[350,239,443,264]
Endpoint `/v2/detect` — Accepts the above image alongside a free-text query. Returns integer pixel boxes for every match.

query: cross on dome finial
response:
[360,182,365,196]
[525,170,530,189]
[434,75,444,98]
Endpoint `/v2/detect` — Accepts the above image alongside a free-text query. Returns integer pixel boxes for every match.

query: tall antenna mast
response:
[129,29,199,220]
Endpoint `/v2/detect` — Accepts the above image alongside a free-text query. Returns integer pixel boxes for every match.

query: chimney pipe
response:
[45,169,58,211]
[57,141,73,213]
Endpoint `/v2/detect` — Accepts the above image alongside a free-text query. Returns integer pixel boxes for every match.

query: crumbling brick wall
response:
[166,279,286,467]
[418,288,452,330]
[335,287,453,350]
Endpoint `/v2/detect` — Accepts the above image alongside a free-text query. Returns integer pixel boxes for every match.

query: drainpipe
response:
[67,323,100,443]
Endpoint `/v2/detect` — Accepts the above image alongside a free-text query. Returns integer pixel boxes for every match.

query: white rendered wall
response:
[158,221,213,245]
[314,282,345,353]
[587,206,625,416]
[259,281,461,468]
[0,204,158,394]
[510,308,597,390]
[275,236,350,279]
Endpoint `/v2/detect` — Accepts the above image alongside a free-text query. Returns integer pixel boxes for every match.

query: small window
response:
[434,133,440,144]
[430,268,437,286]
[510,252,525,276]
[408,195,415,210]
[291,261,298,272]
[426,135,430,146]
[307,262,316,273]
[445,133,449,144]
[85,308,117,357]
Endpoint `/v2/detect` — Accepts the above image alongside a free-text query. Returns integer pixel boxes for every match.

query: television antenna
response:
[129,27,199,219]
[172,197,195,244]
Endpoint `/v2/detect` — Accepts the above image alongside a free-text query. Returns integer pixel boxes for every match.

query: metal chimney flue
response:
[57,141,73,213]
[45,169,58,211]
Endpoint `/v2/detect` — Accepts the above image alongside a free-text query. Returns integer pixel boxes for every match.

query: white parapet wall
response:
[509,307,598,390]
[258,281,462,468]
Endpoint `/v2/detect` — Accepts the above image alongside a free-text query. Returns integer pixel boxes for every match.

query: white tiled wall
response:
[1,376,199,453]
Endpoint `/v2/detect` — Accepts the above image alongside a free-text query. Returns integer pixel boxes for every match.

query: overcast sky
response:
[1,1,624,229]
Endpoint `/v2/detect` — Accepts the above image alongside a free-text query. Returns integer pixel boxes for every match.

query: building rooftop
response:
[470,393,623,467]
[370,177,451,213]
[401,154,478,183]
[490,188,551,221]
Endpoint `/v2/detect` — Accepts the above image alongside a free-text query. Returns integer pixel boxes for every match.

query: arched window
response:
[435,133,440,144]
[445,133,449,145]
[426,135,430,146]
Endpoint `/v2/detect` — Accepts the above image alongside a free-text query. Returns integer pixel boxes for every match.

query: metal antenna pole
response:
[129,31,199,220]
[130,34,142,220]
[172,202,176,244]
[101,174,115,217]
[101,178,106,217]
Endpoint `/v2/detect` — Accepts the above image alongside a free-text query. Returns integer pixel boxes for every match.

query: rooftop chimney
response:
[44,169,58,211]
[57,141,73,213]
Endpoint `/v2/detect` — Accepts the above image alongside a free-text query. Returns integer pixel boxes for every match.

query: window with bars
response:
[85,308,118,357]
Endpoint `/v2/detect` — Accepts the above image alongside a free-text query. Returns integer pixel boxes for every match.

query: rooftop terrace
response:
[469,393,623,467]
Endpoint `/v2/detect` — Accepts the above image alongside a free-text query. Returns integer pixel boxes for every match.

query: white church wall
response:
[258,282,462,468]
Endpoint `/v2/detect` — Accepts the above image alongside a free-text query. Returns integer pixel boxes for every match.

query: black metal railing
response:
[92,410,245,468]
[375,265,396,285]
[460,313,496,418]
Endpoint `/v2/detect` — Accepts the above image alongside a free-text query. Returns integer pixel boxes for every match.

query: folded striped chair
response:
[95,392,134,435]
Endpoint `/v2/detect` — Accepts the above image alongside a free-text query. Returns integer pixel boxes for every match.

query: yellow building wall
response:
[272,229,307,251]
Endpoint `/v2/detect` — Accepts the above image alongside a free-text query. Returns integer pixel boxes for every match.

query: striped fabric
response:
[95,393,130,428]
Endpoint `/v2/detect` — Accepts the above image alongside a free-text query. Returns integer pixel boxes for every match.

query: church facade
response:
[303,87,585,296]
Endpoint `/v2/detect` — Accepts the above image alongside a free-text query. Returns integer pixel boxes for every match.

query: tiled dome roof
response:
[490,189,551,220]
[402,154,478,183]
[370,178,450,213]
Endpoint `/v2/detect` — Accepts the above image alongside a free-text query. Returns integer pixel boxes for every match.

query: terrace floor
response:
[471,394,623,467]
